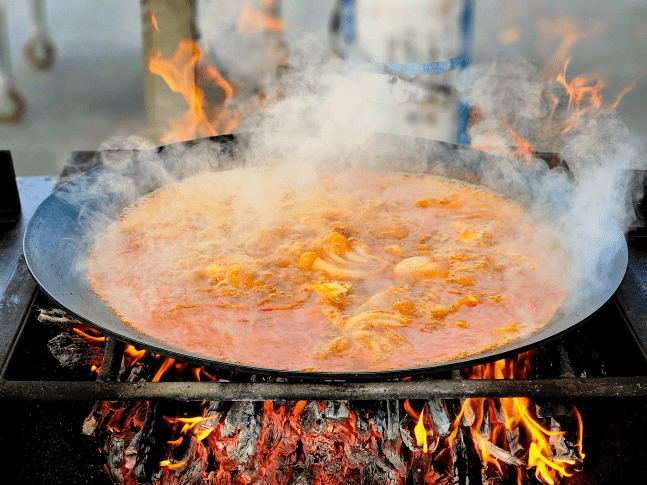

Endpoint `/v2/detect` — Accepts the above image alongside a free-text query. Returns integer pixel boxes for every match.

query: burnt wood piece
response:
[164,435,209,485]
[324,400,350,420]
[46,332,104,367]
[302,400,324,435]
[97,337,126,382]
[427,398,452,437]
[506,426,523,458]
[476,439,525,467]
[37,307,86,330]
[105,436,125,483]
[385,399,400,441]
[133,401,165,485]
[382,400,406,474]
[221,401,262,463]
[452,427,481,485]
[398,412,416,452]
[3,377,647,401]
[555,339,576,378]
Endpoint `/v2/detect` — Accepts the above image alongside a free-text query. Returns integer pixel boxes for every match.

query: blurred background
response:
[0,0,645,175]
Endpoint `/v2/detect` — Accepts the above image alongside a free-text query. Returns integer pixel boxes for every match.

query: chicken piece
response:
[340,310,410,331]
[393,256,449,281]
[454,294,481,309]
[324,231,353,256]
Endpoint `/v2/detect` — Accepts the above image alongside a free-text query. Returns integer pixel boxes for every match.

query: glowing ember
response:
[63,323,587,485]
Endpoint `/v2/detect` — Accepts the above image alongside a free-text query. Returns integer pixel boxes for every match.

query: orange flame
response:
[71,327,106,344]
[415,409,428,453]
[451,351,584,484]
[553,60,634,135]
[151,357,175,382]
[502,117,535,165]
[572,405,585,460]
[124,344,146,365]
[148,40,222,143]
[151,12,159,34]
[159,459,186,470]
[147,5,287,144]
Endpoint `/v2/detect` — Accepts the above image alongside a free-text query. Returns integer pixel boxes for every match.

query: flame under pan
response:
[23,134,628,380]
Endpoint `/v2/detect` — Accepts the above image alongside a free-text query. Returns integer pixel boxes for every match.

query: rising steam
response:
[51,23,645,342]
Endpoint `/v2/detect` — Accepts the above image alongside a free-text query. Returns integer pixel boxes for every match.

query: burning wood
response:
[39,308,588,484]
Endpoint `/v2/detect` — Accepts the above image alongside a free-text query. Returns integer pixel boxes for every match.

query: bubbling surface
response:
[87,168,569,372]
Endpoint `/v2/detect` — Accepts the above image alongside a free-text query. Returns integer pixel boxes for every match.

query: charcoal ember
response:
[384,400,400,441]
[407,451,436,485]
[461,400,476,427]
[549,417,580,461]
[324,400,350,420]
[206,468,234,485]
[361,459,397,485]
[493,401,506,425]
[452,428,482,485]
[479,406,491,440]
[133,402,166,485]
[241,402,302,484]
[427,398,451,438]
[398,414,416,452]
[222,401,262,464]
[301,400,324,435]
[300,409,365,483]
[125,426,146,471]
[210,402,263,474]
[163,435,210,485]
[83,401,104,437]
[222,402,255,438]
[369,407,387,437]
[535,401,570,419]
[105,437,125,483]
[126,361,152,383]
[432,447,454,480]
[380,438,406,475]
[199,400,224,435]
[105,402,133,433]
[286,468,314,485]
[506,426,523,458]
[47,332,104,367]
[83,400,129,437]
[423,467,453,485]
[474,439,525,467]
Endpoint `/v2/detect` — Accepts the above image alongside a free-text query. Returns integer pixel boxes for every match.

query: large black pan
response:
[23,134,627,380]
